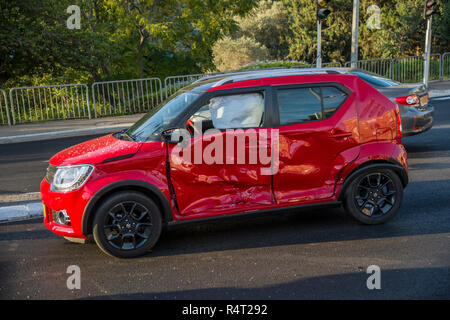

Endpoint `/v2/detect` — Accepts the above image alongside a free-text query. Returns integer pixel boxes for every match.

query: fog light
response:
[52,210,71,226]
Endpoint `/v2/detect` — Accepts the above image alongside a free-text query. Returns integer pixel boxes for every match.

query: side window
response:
[277,88,322,125]
[187,104,213,134]
[208,92,264,129]
[189,104,211,123]
[322,87,348,119]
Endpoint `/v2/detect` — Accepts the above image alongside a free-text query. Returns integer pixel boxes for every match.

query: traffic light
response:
[424,0,439,19]
[317,0,331,21]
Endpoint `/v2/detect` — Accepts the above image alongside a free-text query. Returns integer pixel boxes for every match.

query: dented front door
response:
[167,129,273,217]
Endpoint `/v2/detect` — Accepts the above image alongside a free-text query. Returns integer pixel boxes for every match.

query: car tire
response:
[92,191,162,258]
[343,168,404,225]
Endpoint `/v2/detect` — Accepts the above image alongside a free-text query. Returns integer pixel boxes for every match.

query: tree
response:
[235,0,290,59]
[0,0,258,87]
[281,0,352,63]
[281,0,450,63]
[213,36,270,71]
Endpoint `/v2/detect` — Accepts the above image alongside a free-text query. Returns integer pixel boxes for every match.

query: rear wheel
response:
[344,168,403,224]
[92,191,162,258]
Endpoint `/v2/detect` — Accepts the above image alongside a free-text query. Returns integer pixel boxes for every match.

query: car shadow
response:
[80,266,450,299]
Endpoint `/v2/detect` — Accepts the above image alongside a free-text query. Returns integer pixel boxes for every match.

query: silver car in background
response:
[341,69,434,136]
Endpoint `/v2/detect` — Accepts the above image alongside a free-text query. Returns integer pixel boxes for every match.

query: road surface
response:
[0,97,449,299]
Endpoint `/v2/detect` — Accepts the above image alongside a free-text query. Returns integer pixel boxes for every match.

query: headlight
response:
[49,165,94,192]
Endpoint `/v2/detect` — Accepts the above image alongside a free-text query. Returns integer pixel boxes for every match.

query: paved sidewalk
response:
[0,113,144,144]
[428,80,450,98]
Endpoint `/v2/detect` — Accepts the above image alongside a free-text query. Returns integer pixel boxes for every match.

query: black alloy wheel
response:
[93,191,162,258]
[344,168,404,225]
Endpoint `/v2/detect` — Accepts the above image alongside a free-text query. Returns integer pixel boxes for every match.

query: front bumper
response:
[41,179,90,239]
[401,104,434,137]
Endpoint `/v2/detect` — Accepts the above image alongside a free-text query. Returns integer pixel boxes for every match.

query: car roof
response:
[190,68,348,88]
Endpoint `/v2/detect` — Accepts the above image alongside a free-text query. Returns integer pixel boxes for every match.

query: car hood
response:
[49,134,143,166]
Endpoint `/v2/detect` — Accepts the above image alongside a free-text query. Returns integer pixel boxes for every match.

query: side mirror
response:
[161,128,183,144]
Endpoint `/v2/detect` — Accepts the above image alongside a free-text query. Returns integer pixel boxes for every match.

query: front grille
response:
[45,164,57,183]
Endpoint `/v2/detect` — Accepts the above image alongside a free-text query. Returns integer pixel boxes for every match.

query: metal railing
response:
[161,63,342,99]
[9,84,90,124]
[344,58,393,77]
[392,54,441,83]
[1,52,449,126]
[344,54,444,83]
[0,89,10,125]
[292,63,316,68]
[91,78,163,117]
[164,74,206,99]
[442,52,450,79]
[322,62,342,68]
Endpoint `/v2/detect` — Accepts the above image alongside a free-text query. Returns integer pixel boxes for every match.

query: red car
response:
[41,70,408,258]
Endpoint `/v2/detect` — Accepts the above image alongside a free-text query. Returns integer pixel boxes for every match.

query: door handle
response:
[331,132,352,139]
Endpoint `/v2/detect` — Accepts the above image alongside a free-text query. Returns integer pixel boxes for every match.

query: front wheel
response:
[344,168,404,225]
[92,191,162,258]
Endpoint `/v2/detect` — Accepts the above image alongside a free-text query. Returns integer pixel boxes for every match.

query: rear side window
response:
[322,87,348,119]
[276,86,348,125]
[277,88,322,125]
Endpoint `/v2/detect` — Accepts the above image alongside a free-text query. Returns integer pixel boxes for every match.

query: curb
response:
[0,201,43,223]
[0,124,133,145]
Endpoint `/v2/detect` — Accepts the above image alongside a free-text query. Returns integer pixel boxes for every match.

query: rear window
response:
[277,88,322,125]
[350,71,400,87]
[322,87,348,119]
[276,86,348,125]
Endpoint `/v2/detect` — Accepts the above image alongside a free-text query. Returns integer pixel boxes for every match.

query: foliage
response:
[0,0,257,87]
[281,0,352,63]
[1,0,449,88]
[212,0,290,71]
[238,60,311,71]
[281,0,450,63]
[213,36,270,71]
[235,0,290,59]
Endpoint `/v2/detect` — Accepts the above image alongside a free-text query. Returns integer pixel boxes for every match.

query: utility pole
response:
[423,0,439,88]
[351,0,360,69]
[317,20,322,68]
[423,16,432,87]
[316,1,332,68]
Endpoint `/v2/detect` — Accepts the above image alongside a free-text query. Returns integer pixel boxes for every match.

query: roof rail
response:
[195,68,345,88]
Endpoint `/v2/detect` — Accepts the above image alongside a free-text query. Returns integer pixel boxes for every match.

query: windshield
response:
[122,76,230,142]
[350,71,400,87]
[125,90,202,142]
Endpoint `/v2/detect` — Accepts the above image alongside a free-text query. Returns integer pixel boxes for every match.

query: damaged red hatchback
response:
[41,70,408,258]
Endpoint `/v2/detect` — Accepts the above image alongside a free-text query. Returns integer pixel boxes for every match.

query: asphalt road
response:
[0,134,101,195]
[0,97,449,299]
